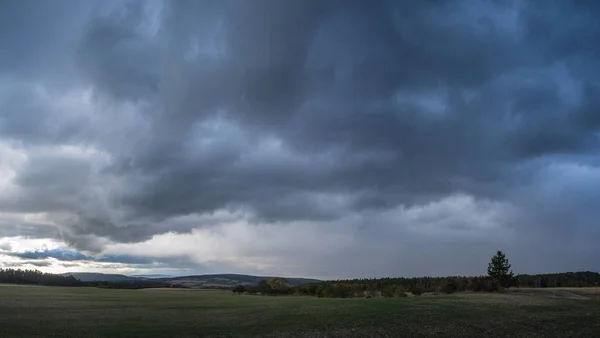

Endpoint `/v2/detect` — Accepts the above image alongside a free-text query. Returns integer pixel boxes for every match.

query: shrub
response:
[331,284,353,298]
[410,285,424,296]
[395,285,407,297]
[484,279,500,292]
[317,285,335,298]
[316,285,326,298]
[381,285,396,298]
[440,279,458,294]
[466,276,499,292]
[232,285,246,294]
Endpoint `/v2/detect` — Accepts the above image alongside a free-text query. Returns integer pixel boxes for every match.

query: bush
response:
[316,286,325,298]
[410,285,424,296]
[395,285,407,297]
[307,284,319,296]
[440,279,458,294]
[381,285,396,298]
[483,279,500,292]
[466,276,499,292]
[317,285,334,298]
[232,285,246,294]
[331,284,353,298]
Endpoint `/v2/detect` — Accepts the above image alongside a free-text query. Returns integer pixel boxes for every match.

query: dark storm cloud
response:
[77,1,163,101]
[0,0,94,87]
[26,260,53,267]
[0,84,90,145]
[10,249,91,261]
[1,260,52,268]
[90,0,600,225]
[8,248,153,265]
[0,0,599,275]
[0,222,57,239]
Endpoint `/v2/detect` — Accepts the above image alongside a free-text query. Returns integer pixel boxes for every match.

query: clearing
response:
[0,285,599,337]
[509,287,600,300]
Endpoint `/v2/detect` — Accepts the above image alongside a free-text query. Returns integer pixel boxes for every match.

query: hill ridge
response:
[61,272,321,287]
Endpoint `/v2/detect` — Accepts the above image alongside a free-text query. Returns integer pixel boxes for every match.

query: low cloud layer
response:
[9,249,91,262]
[0,0,599,278]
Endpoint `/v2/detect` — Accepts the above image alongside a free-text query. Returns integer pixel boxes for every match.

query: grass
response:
[0,285,599,337]
[510,287,600,300]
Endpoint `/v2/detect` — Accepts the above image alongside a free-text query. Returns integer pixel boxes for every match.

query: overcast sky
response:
[0,0,599,279]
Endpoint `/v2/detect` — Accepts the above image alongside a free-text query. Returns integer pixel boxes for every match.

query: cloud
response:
[95,254,153,265]
[6,248,154,266]
[0,0,599,277]
[97,194,524,278]
[24,260,53,268]
[9,249,92,261]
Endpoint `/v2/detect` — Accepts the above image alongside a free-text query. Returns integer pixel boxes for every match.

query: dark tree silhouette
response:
[0,268,82,286]
[487,250,515,288]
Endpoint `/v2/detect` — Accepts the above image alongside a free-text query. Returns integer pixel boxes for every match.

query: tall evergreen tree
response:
[487,250,514,288]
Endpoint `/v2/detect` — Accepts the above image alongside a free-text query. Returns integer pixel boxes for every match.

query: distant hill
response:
[61,272,321,287]
[129,274,173,279]
[62,272,140,282]
[160,274,321,289]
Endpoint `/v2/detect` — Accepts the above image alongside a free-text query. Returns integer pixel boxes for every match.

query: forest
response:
[1,268,599,296]
[0,269,171,289]
[0,268,82,286]
[234,269,600,298]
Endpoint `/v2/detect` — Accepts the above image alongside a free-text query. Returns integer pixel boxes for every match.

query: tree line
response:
[86,280,174,289]
[234,272,600,299]
[232,251,600,298]
[0,268,177,289]
[233,275,503,298]
[3,251,599,293]
[0,268,82,286]
[517,271,600,288]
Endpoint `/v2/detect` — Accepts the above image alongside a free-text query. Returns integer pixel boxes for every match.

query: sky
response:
[0,0,599,279]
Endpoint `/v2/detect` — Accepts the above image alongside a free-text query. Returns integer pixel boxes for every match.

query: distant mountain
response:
[62,272,140,282]
[161,274,321,289]
[129,274,172,279]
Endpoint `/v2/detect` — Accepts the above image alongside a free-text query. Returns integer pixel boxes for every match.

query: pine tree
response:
[487,250,515,288]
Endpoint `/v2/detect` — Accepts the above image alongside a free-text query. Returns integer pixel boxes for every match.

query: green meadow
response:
[0,285,599,338]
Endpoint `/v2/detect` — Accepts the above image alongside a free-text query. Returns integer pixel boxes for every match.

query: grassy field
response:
[509,287,600,300]
[0,285,599,337]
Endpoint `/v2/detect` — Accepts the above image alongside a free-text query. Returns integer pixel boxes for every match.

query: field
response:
[1,285,599,337]
[509,287,600,300]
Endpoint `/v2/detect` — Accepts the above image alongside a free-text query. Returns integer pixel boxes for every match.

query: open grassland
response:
[0,285,599,338]
[509,287,600,300]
